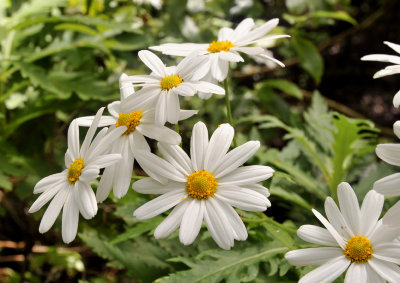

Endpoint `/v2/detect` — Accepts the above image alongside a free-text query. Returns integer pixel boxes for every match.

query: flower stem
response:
[175,123,182,147]
[224,79,237,147]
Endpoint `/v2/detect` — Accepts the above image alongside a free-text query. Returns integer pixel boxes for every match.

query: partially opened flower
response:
[285,182,400,283]
[120,51,225,125]
[133,122,273,249]
[77,74,186,203]
[374,121,400,196]
[29,108,125,243]
[150,18,289,85]
[361,41,400,107]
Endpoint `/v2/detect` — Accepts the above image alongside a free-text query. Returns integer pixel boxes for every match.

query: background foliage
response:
[1,0,399,282]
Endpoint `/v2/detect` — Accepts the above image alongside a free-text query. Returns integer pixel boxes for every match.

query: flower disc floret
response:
[207,40,234,53]
[185,170,218,200]
[344,236,373,263]
[160,75,183,90]
[68,158,84,184]
[116,110,142,135]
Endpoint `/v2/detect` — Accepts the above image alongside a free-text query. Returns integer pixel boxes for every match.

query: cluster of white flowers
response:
[30,18,286,248]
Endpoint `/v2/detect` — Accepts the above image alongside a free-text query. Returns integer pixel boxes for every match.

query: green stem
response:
[223,79,237,147]
[175,123,182,147]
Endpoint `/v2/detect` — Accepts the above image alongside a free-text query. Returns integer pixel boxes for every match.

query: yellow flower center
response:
[160,75,183,91]
[344,236,373,263]
[185,170,218,200]
[68,158,84,184]
[207,40,234,53]
[115,110,142,135]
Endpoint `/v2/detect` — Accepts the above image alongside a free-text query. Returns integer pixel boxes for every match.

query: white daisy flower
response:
[133,122,273,250]
[120,51,225,125]
[29,108,126,243]
[285,182,400,283]
[150,18,289,84]
[374,121,400,197]
[76,74,188,203]
[361,41,400,107]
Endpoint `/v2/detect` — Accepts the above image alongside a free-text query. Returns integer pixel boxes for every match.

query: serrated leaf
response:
[263,221,294,248]
[54,23,98,36]
[292,36,323,83]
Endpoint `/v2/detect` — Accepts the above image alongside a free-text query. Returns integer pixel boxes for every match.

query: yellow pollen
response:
[207,40,234,53]
[67,158,84,184]
[185,170,218,200]
[116,110,142,135]
[344,236,373,263]
[160,75,183,90]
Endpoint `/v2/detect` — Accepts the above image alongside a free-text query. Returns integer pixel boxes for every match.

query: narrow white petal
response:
[86,126,126,162]
[229,18,255,42]
[298,255,350,283]
[133,178,185,194]
[376,144,400,166]
[29,181,65,213]
[75,116,115,127]
[133,189,186,220]
[312,209,346,249]
[344,263,367,283]
[360,190,384,236]
[204,123,234,172]
[384,41,400,54]
[108,101,121,117]
[119,73,135,100]
[374,242,400,265]
[131,130,151,152]
[381,200,400,227]
[178,109,199,121]
[179,200,204,245]
[361,54,400,65]
[234,46,265,55]
[138,50,167,77]
[337,182,361,234]
[297,225,338,246]
[120,74,160,84]
[137,123,181,145]
[258,53,285,67]
[34,171,67,194]
[369,220,400,244]
[243,184,270,198]
[218,27,234,41]
[218,165,274,186]
[176,52,207,78]
[96,165,115,203]
[88,128,109,154]
[166,91,180,124]
[38,186,69,233]
[67,119,79,158]
[210,54,228,82]
[214,141,260,178]
[236,18,279,44]
[173,82,197,97]
[218,51,244,62]
[65,149,74,168]
[324,197,354,239]
[190,121,209,171]
[112,141,133,199]
[149,43,207,56]
[285,247,343,266]
[79,166,100,183]
[373,65,400,79]
[216,199,247,241]
[155,94,168,126]
[215,186,269,211]
[366,263,385,283]
[61,191,79,243]
[154,201,189,239]
[89,153,122,169]
[120,86,161,113]
[158,142,193,176]
[393,90,400,108]
[80,107,105,158]
[191,58,211,81]
[368,258,400,283]
[374,173,400,196]
[75,182,97,219]
[190,81,225,95]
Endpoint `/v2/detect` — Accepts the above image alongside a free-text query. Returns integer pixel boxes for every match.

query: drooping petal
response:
[75,182,97,220]
[96,165,115,203]
[361,54,400,65]
[155,94,168,126]
[137,123,181,145]
[285,247,343,266]
[61,190,80,244]
[385,41,400,54]
[166,91,180,124]
[312,209,346,249]
[190,121,209,171]
[297,225,338,246]
[154,201,189,239]
[33,171,67,194]
[112,140,133,199]
[133,178,185,194]
[30,180,65,213]
[133,189,186,220]
[179,200,204,245]
[178,109,199,121]
[190,81,225,95]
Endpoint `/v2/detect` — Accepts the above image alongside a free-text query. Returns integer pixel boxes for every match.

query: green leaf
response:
[156,243,288,283]
[292,36,324,84]
[263,221,294,248]
[258,79,303,99]
[310,10,357,26]
[54,23,98,36]
[0,173,12,190]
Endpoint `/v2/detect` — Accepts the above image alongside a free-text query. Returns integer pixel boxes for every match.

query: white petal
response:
[285,247,343,266]
[381,200,400,227]
[230,18,255,42]
[218,27,234,41]
[191,57,211,81]
[120,74,160,84]
[345,263,367,283]
[120,86,161,113]
[361,54,400,65]
[218,51,244,62]
[211,56,229,82]
[155,94,168,126]
[79,166,100,183]
[215,186,269,211]
[236,18,279,44]
[166,91,180,124]
[385,41,400,54]
[369,220,400,244]
[38,185,69,233]
[64,149,74,168]
[360,190,384,236]
[61,191,79,243]
[190,81,225,95]
[133,178,185,194]
[119,73,135,100]
[190,121,209,171]
[204,198,234,250]
[131,130,151,152]
[29,181,65,213]
[242,183,270,198]
[216,199,247,241]
[368,258,400,283]
[218,165,274,186]
[150,43,207,56]
[366,263,385,283]
[154,201,189,239]
[67,119,79,158]
[337,182,361,234]
[107,101,121,117]
[176,52,207,79]
[374,242,400,265]
[376,144,400,166]
[234,46,265,55]
[374,173,400,196]
[312,209,346,249]
[324,197,354,239]
[138,50,167,77]
[87,128,109,154]
[133,189,186,220]
[298,255,350,283]
[158,142,193,176]
[297,225,338,246]
[373,66,400,78]
[257,53,285,67]
[178,109,199,121]
[96,165,115,203]
[75,182,97,219]
[112,141,133,199]
[203,123,234,172]
[173,82,197,97]
[75,116,115,127]
[80,107,105,158]
[179,200,204,245]
[394,90,400,108]
[33,171,67,194]
[89,153,122,169]
[137,123,181,145]
[214,141,260,178]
